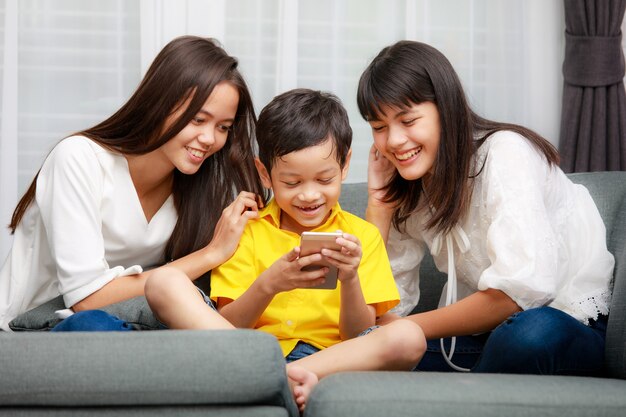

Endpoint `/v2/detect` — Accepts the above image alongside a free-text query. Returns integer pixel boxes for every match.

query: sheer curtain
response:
[0,0,141,260]
[0,0,571,261]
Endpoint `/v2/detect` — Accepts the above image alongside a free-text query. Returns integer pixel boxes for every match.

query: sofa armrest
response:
[0,330,298,416]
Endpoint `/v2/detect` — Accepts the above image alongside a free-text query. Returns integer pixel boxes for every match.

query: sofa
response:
[306,171,626,417]
[1,171,625,417]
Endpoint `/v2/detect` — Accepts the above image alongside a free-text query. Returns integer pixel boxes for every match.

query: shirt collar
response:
[259,198,343,230]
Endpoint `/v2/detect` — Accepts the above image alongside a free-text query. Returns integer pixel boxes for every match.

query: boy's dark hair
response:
[256,88,352,173]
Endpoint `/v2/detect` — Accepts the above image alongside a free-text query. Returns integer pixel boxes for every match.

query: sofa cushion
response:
[9,295,160,331]
[0,406,291,416]
[0,329,298,417]
[306,371,626,417]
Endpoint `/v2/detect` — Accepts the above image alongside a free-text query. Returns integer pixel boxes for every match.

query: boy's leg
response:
[51,310,132,331]
[286,364,319,413]
[285,319,424,410]
[290,319,425,378]
[144,266,234,330]
[472,306,607,375]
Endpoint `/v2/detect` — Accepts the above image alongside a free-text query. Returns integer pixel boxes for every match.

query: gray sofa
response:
[307,171,626,417]
[1,171,625,417]
[0,330,298,417]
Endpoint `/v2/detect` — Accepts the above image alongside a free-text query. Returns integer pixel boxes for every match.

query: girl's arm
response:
[73,191,260,311]
[365,144,396,244]
[71,275,147,312]
[365,204,394,244]
[72,244,224,312]
[407,288,521,339]
[167,191,261,281]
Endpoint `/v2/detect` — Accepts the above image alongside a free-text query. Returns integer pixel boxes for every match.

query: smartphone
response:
[299,231,342,289]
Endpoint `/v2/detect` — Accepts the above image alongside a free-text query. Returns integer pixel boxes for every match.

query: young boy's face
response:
[256,138,351,234]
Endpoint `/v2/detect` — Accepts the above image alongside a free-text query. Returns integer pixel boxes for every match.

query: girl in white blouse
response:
[357,40,615,374]
[0,36,266,331]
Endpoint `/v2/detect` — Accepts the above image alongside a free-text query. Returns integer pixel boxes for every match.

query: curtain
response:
[559,0,626,172]
[0,0,566,261]
[0,0,141,261]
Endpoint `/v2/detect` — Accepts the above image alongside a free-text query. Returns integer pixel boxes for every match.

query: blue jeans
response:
[284,325,379,363]
[52,288,216,332]
[285,342,321,363]
[415,306,608,375]
[51,310,133,332]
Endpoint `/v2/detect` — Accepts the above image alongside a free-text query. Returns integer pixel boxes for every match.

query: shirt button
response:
[286,320,293,326]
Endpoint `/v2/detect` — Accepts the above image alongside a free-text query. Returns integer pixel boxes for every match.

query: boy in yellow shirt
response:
[147,89,425,410]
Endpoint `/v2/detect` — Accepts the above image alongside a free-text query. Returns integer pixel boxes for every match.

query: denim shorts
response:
[285,341,321,363]
[359,324,380,336]
[284,325,380,362]
[197,287,218,311]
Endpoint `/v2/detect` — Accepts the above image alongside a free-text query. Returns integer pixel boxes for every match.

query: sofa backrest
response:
[568,172,626,379]
[339,184,450,313]
[340,171,626,379]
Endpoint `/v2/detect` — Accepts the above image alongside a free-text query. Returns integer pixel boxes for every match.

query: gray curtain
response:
[559,0,626,172]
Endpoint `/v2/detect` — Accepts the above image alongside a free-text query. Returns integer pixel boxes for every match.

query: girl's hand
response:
[260,247,328,294]
[206,191,260,264]
[366,145,395,243]
[321,232,362,284]
[367,144,396,208]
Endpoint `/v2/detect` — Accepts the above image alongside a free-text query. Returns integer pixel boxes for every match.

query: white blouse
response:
[0,136,176,330]
[388,131,615,324]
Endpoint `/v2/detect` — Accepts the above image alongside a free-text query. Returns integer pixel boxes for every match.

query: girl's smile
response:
[369,101,440,181]
[185,146,208,162]
[394,146,423,163]
[158,80,239,176]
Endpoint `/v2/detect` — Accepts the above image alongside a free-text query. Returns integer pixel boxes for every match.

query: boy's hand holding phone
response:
[258,247,329,294]
[319,232,362,284]
[299,231,362,289]
[258,231,363,293]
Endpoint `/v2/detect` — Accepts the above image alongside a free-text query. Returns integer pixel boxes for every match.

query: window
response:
[0,0,572,259]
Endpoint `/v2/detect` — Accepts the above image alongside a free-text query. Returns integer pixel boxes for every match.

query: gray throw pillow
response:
[9,295,161,331]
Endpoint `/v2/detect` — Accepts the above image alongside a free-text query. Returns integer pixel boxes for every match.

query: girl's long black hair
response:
[357,40,558,233]
[11,36,268,267]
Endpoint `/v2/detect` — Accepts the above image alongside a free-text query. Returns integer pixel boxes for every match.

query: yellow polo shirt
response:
[211,199,399,356]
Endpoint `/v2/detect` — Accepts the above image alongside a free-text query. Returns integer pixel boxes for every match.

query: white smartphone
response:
[299,231,342,289]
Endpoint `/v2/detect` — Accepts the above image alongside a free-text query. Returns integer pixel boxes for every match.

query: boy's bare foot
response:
[287,365,319,412]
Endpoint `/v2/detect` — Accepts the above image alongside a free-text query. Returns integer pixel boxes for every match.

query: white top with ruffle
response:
[388,131,614,325]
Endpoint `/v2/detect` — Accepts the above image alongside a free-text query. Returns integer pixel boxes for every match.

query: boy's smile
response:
[256,138,351,235]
